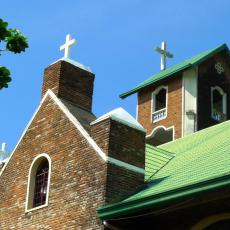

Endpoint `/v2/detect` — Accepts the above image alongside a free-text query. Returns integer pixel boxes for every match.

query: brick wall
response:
[0,94,146,229]
[91,118,145,204]
[105,164,145,204]
[0,96,107,230]
[137,75,183,140]
[42,60,95,112]
[0,56,149,229]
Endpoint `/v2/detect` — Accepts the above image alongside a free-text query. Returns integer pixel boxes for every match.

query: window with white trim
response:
[152,86,168,122]
[25,154,51,212]
[211,86,227,122]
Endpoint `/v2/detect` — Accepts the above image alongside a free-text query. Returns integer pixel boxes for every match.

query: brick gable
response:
[0,93,107,229]
[0,90,146,229]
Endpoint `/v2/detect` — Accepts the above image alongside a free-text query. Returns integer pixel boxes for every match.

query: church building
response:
[1,36,230,229]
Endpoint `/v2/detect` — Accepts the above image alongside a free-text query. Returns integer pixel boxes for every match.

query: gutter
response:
[97,174,230,220]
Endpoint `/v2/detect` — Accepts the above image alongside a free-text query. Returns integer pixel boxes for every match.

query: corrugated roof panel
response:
[130,120,230,200]
[98,120,230,218]
[145,144,175,181]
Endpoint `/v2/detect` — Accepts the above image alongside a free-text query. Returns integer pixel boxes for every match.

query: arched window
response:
[152,86,168,122]
[147,126,174,146]
[33,159,49,207]
[211,86,227,122]
[25,154,51,212]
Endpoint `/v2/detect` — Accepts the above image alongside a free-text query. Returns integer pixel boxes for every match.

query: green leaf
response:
[0,66,11,89]
[0,66,10,76]
[6,29,29,53]
[0,18,29,89]
[0,18,10,40]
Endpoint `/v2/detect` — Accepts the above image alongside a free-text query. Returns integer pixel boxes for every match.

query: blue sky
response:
[0,0,230,151]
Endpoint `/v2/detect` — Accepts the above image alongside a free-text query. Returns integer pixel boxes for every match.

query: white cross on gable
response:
[60,34,76,59]
[155,41,173,71]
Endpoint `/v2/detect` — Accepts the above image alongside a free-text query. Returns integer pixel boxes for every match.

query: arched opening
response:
[152,86,168,122]
[155,88,167,111]
[147,126,174,146]
[25,153,51,212]
[211,86,227,122]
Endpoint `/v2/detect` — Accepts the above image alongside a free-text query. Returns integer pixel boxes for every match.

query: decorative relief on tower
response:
[215,62,224,75]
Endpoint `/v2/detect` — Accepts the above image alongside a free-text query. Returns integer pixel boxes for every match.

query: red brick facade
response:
[0,95,110,230]
[0,60,145,229]
[137,74,183,139]
[0,96,107,229]
[91,118,145,203]
[91,119,145,168]
[42,60,95,112]
[1,47,230,229]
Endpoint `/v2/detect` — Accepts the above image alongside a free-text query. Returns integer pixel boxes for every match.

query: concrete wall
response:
[182,67,198,136]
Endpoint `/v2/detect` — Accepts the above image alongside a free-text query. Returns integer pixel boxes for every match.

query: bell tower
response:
[120,43,230,146]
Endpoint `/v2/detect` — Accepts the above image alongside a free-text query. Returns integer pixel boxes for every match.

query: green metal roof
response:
[120,43,229,99]
[145,144,175,181]
[98,120,230,219]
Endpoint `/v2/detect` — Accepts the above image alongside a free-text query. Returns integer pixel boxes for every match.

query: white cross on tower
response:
[60,34,76,59]
[155,41,173,71]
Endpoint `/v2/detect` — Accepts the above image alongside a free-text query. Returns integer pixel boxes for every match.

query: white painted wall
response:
[182,67,198,136]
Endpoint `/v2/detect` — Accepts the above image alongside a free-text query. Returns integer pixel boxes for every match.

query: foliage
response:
[0,18,28,89]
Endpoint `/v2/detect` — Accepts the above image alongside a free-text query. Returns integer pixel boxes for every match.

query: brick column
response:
[42,60,95,112]
[91,117,146,203]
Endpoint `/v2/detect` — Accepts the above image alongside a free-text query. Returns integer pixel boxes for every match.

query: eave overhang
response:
[97,173,230,220]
